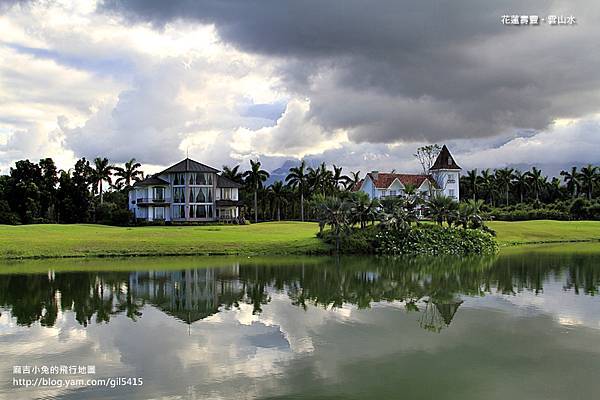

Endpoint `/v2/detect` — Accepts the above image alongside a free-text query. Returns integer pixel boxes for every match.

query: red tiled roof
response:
[353,173,437,191]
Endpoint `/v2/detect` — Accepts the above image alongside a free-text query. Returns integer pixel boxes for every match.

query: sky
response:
[1,0,599,176]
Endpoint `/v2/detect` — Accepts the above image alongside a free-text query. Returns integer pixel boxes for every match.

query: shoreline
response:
[1,220,599,261]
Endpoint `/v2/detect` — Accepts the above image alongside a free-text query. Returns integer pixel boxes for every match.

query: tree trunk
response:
[277,205,281,221]
[506,183,509,206]
[254,190,258,223]
[100,181,103,204]
[300,191,304,221]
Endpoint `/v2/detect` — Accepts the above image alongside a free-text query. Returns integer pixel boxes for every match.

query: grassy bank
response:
[0,220,599,260]
[488,220,600,246]
[0,222,329,259]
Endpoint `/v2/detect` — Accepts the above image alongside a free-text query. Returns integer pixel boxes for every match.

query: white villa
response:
[352,145,462,201]
[128,158,243,222]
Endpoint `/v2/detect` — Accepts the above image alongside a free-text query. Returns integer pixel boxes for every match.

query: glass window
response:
[153,207,164,219]
[173,187,185,203]
[390,190,396,196]
[449,189,455,197]
[154,187,165,200]
[172,205,185,219]
[196,205,207,218]
[221,188,232,200]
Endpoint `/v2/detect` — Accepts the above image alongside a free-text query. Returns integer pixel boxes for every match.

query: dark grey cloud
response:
[99,0,600,144]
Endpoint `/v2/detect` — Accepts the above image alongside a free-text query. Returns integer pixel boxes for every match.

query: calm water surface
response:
[1,248,600,399]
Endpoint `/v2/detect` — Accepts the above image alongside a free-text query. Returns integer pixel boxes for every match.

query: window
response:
[154,187,165,201]
[390,190,397,196]
[189,173,213,185]
[173,187,185,203]
[173,173,185,185]
[189,204,213,219]
[190,187,213,203]
[449,189,455,197]
[153,207,164,220]
[448,158,453,166]
[172,205,185,219]
[221,188,232,200]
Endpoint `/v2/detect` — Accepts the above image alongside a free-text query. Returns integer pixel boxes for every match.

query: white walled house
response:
[128,158,243,222]
[353,145,462,201]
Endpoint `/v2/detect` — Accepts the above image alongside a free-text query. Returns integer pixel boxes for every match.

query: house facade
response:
[353,145,461,201]
[128,158,243,222]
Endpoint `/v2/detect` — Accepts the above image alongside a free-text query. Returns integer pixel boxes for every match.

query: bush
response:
[322,224,497,256]
[0,200,20,224]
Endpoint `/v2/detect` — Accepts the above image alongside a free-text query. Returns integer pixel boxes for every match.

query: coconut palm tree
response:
[495,168,514,206]
[479,169,496,205]
[578,164,598,200]
[113,158,143,188]
[465,169,479,200]
[318,196,351,253]
[286,160,309,221]
[222,164,244,184]
[512,170,529,203]
[560,166,581,199]
[426,194,458,226]
[526,167,546,201]
[331,164,347,192]
[457,199,484,229]
[268,180,288,221]
[243,160,270,223]
[344,170,361,190]
[92,157,114,204]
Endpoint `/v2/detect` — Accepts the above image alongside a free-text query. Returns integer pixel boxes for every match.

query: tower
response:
[429,145,462,200]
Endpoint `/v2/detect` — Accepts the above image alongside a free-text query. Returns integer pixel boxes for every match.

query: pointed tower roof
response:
[430,145,461,171]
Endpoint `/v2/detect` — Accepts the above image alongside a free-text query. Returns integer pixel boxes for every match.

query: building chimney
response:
[371,170,379,180]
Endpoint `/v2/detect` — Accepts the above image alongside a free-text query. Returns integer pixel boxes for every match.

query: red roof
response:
[353,173,437,191]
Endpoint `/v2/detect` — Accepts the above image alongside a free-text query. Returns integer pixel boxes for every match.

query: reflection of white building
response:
[352,145,462,201]
[129,265,242,323]
[128,158,243,222]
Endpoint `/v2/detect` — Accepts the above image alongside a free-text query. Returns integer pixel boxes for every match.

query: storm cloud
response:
[100,0,600,143]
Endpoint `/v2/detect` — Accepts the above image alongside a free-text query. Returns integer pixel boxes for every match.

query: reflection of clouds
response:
[462,278,600,331]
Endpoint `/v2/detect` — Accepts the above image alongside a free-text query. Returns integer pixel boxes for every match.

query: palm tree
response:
[92,157,114,204]
[331,164,347,192]
[426,194,458,226]
[268,181,287,221]
[479,169,496,205]
[512,170,529,203]
[317,196,350,253]
[243,160,270,223]
[465,169,479,200]
[457,199,484,229]
[286,160,309,221]
[578,164,598,200]
[495,168,514,206]
[114,158,143,188]
[526,167,546,201]
[222,164,244,184]
[344,170,361,190]
[560,167,580,199]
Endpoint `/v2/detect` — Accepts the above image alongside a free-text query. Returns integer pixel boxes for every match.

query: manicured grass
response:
[488,220,600,247]
[0,220,599,260]
[0,222,329,259]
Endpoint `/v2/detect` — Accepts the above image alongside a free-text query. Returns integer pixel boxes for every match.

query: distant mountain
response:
[265,159,322,185]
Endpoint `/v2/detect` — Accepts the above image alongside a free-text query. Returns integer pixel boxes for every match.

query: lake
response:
[1,247,600,399]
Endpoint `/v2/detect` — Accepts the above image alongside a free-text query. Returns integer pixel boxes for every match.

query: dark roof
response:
[132,175,170,187]
[430,145,461,170]
[353,172,437,191]
[159,158,220,174]
[217,174,243,188]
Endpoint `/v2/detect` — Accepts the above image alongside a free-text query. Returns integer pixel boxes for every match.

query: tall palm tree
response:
[426,194,458,226]
[268,180,287,221]
[222,164,244,184]
[560,167,580,199]
[578,164,598,200]
[465,169,479,200]
[286,160,309,221]
[331,164,347,192]
[114,158,143,187]
[92,157,114,204]
[479,169,496,205]
[458,199,484,229]
[495,168,514,206]
[526,167,546,201]
[344,170,361,190]
[243,160,270,223]
[512,170,529,203]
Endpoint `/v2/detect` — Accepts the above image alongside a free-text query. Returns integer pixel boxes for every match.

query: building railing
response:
[136,197,171,205]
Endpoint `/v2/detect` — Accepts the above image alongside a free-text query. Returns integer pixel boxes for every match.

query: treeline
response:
[460,165,600,220]
[0,157,142,225]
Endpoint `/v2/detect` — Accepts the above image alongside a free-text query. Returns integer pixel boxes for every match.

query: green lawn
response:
[0,222,329,259]
[0,220,599,260]
[489,220,600,246]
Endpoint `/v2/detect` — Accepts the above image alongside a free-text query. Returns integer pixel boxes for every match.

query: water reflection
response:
[1,252,599,333]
